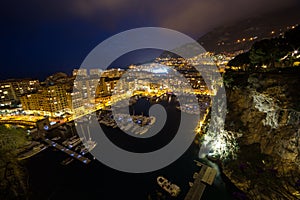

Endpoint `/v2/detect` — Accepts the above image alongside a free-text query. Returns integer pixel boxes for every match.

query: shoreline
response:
[206,156,249,199]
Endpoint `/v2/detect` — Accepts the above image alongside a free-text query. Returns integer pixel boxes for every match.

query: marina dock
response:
[44,138,91,164]
[184,160,217,200]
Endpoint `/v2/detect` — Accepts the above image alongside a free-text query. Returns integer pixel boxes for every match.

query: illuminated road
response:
[0,90,212,128]
[0,115,45,126]
[196,107,210,134]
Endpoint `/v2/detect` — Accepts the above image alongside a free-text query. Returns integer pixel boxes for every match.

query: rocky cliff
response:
[223,68,300,199]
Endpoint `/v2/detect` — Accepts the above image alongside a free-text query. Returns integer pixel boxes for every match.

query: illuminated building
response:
[94,68,125,97]
[21,84,69,116]
[96,77,109,97]
[101,68,125,79]
[0,79,39,107]
[73,76,88,101]
[20,93,40,111]
[73,69,88,77]
[0,83,15,107]
[89,68,103,76]
[66,88,84,114]
[86,74,100,101]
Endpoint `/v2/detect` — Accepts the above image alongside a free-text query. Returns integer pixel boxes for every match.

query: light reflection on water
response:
[26,96,240,199]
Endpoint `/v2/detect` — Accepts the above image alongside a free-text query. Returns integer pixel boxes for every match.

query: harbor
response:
[19,95,238,199]
[23,118,238,200]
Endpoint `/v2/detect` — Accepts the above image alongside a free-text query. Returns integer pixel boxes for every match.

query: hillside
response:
[221,69,300,199]
[198,7,300,53]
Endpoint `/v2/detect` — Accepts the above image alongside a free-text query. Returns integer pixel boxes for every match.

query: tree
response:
[227,52,250,70]
[227,25,300,72]
[249,38,286,69]
[0,125,30,199]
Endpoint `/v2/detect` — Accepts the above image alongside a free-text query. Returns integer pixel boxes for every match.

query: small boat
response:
[80,140,97,155]
[52,136,61,141]
[75,145,83,151]
[17,144,47,160]
[193,172,198,179]
[61,157,74,165]
[157,176,180,197]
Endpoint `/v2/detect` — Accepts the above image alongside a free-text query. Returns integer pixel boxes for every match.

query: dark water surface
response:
[25,97,239,199]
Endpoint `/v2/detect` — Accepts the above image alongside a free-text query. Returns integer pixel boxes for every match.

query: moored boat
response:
[157,176,180,197]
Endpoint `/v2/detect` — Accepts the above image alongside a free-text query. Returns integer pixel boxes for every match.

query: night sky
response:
[1,0,299,80]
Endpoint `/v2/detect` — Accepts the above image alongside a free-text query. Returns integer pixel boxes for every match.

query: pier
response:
[184,160,217,200]
[44,138,91,164]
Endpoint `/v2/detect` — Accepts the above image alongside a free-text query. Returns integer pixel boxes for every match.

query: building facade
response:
[21,84,69,116]
[0,79,39,107]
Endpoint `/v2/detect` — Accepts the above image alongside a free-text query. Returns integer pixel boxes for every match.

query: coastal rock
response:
[222,71,300,199]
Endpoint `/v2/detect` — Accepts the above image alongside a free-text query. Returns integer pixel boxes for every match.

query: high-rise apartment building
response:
[0,79,39,107]
[21,84,69,116]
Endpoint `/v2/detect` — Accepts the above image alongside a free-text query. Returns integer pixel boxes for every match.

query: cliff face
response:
[223,70,300,199]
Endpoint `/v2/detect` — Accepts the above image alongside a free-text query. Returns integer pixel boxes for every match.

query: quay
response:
[184,160,217,200]
[44,138,91,164]
[17,143,48,160]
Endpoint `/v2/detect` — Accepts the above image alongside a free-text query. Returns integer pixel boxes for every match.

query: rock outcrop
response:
[223,69,300,199]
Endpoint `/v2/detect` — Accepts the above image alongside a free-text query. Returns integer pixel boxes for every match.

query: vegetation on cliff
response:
[227,25,300,71]
[0,125,30,199]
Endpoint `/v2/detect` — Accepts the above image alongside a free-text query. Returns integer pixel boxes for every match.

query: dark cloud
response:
[0,0,299,79]
[2,0,299,35]
[158,0,299,36]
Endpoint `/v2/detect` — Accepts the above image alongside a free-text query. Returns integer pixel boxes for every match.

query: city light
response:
[151,67,168,74]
